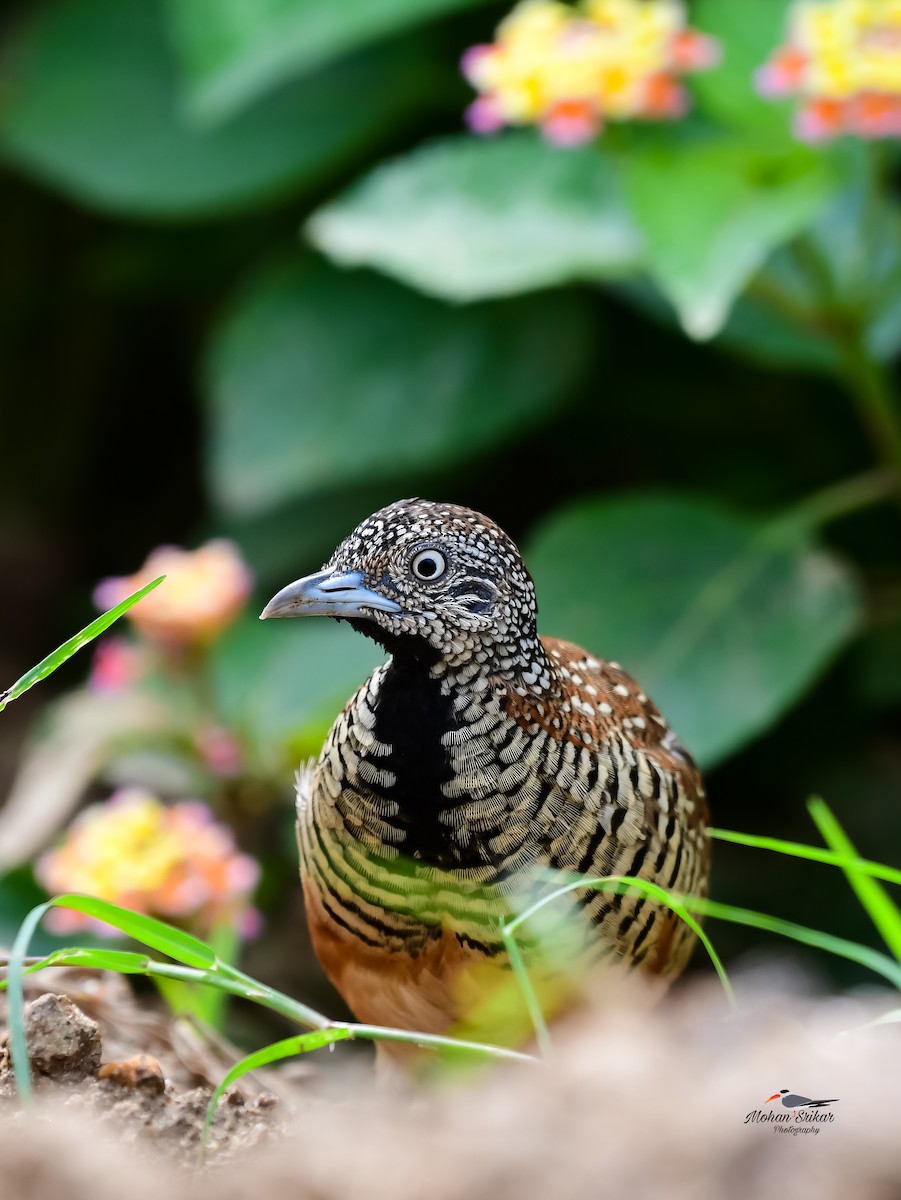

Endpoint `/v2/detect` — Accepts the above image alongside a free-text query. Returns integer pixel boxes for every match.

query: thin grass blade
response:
[696,897,901,989]
[0,576,164,711]
[200,1029,352,1155]
[502,874,734,1004]
[710,827,901,887]
[0,947,150,988]
[807,797,901,964]
[499,924,553,1057]
[6,900,56,1103]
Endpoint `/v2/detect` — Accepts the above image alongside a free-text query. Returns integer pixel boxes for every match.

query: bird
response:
[261,498,710,1052]
[765,1090,839,1114]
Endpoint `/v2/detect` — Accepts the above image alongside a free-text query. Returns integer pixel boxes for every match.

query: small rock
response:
[9,993,102,1083]
[97,1054,166,1094]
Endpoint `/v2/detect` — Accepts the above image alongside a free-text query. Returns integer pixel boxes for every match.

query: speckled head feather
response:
[324,498,542,674]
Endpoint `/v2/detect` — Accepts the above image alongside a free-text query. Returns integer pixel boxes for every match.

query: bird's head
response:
[260,498,541,674]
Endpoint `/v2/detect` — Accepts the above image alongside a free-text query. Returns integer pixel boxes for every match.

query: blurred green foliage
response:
[1,0,901,997]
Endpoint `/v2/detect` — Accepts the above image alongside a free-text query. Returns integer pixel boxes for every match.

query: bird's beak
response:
[764,1094,780,1104]
[260,568,402,620]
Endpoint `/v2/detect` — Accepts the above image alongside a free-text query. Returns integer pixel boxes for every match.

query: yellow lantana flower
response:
[462,0,718,145]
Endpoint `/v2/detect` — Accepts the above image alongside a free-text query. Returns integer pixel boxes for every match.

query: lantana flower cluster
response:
[461,0,720,145]
[37,789,261,938]
[757,0,901,141]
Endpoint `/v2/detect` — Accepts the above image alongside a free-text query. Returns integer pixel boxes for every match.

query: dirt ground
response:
[2,965,901,1199]
[0,970,289,1162]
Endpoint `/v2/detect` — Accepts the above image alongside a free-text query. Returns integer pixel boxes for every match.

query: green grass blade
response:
[503,874,735,1005]
[214,962,331,1029]
[499,925,553,1057]
[4,896,215,1103]
[0,947,151,987]
[200,1029,352,1156]
[807,797,901,964]
[695,897,901,989]
[667,904,734,1004]
[710,827,901,887]
[6,900,56,1103]
[45,894,216,968]
[503,873,901,990]
[343,1023,534,1062]
[0,576,164,712]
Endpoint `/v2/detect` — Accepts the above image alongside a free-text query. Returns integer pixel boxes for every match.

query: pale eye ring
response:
[411,549,447,582]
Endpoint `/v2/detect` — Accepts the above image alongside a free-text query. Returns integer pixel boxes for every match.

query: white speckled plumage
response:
[269,499,710,1046]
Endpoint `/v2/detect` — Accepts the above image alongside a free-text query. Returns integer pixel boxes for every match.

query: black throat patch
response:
[368,656,480,869]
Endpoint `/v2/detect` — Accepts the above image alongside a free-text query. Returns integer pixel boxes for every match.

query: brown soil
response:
[0,975,286,1163]
[2,969,901,1198]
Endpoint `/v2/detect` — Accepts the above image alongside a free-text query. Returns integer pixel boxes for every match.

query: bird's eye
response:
[411,549,447,581]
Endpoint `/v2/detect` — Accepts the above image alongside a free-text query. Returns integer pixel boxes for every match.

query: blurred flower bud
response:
[196,725,244,778]
[94,540,253,648]
[88,636,146,693]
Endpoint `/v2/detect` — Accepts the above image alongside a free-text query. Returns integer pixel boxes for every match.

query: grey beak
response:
[260,568,402,620]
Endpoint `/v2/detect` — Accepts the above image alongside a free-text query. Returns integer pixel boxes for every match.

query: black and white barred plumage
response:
[263,499,710,1048]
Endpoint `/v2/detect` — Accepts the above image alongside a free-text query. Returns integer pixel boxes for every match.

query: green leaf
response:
[713,252,842,374]
[0,0,430,218]
[804,151,901,362]
[506,872,901,993]
[0,577,164,713]
[309,133,644,302]
[205,257,594,516]
[46,895,217,968]
[166,0,487,122]
[211,615,384,756]
[616,251,842,375]
[683,154,901,369]
[625,139,839,339]
[526,492,861,767]
[691,0,796,140]
[0,869,57,953]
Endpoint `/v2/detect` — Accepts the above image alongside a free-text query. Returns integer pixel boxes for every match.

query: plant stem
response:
[838,329,901,498]
[780,468,899,532]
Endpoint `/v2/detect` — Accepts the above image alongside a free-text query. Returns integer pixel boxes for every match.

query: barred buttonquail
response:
[262,499,710,1048]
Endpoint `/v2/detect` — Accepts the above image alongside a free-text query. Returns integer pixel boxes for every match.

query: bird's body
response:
[263,499,710,1047]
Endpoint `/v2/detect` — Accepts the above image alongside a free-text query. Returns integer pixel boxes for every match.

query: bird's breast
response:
[332,662,512,871]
